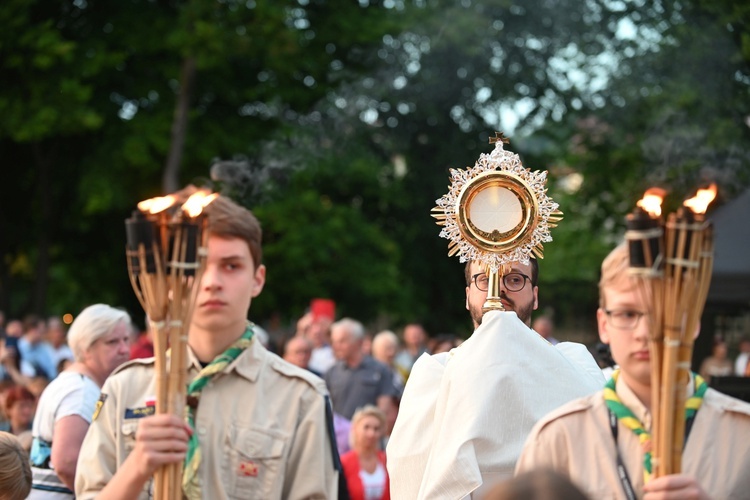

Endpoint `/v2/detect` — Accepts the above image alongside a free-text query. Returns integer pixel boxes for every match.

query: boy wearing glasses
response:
[516,242,750,498]
[387,258,604,499]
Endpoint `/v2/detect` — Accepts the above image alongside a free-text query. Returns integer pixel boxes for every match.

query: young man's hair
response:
[204,195,263,268]
[0,432,32,500]
[464,258,539,287]
[484,468,589,500]
[598,242,633,308]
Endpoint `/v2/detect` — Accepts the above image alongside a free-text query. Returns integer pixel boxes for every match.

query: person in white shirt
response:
[29,304,131,498]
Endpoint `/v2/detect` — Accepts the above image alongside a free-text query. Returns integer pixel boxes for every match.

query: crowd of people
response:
[1,191,750,499]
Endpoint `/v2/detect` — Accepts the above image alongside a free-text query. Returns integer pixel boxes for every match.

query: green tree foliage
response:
[300,0,749,333]
[0,0,404,320]
[1,0,747,339]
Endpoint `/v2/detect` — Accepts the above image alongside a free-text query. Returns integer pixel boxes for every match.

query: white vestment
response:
[386,311,605,499]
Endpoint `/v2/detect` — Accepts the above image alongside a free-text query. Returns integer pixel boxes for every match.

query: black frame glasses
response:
[603,309,646,330]
[471,272,532,293]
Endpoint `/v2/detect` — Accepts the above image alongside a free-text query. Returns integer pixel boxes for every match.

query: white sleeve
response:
[56,378,100,424]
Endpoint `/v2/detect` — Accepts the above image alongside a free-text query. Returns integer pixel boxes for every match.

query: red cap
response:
[311,298,336,321]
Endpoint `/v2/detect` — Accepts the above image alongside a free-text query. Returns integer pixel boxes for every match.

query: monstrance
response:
[432,133,563,313]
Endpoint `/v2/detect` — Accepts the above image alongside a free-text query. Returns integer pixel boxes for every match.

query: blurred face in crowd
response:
[372,336,397,366]
[84,321,131,381]
[712,341,728,360]
[284,336,313,369]
[5,321,22,338]
[465,260,538,328]
[306,316,333,349]
[353,414,383,452]
[193,236,266,334]
[47,319,66,347]
[532,316,553,339]
[7,397,34,432]
[331,325,361,365]
[25,320,46,344]
[403,324,425,349]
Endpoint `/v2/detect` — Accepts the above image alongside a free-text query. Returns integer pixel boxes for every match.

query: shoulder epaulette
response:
[535,394,596,429]
[705,387,750,417]
[111,356,155,376]
[268,354,328,394]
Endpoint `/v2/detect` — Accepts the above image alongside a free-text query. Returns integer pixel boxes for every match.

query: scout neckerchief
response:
[182,323,255,499]
[603,369,708,499]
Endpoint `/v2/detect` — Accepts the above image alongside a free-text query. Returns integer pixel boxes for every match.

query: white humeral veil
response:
[386,311,605,500]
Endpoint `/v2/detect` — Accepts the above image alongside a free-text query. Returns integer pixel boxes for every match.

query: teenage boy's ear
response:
[251,264,266,298]
[596,308,611,345]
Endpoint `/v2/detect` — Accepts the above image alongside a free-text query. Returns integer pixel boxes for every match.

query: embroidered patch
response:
[124,405,156,419]
[239,461,258,477]
[92,393,108,421]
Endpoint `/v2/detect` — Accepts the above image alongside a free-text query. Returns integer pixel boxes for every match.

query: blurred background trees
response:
[1,0,748,340]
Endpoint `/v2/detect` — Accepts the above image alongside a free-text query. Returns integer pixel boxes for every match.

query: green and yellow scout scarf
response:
[603,369,708,484]
[182,323,255,499]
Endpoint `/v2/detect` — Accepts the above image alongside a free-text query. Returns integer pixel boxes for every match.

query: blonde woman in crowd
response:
[0,431,32,500]
[341,405,390,500]
[29,304,131,498]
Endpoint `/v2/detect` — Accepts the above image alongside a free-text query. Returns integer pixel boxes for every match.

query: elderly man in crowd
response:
[325,318,399,421]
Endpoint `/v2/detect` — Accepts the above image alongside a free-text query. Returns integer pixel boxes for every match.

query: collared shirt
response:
[325,356,399,420]
[386,311,605,500]
[75,339,338,500]
[516,374,750,499]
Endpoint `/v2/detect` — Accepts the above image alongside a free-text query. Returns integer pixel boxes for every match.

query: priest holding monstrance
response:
[386,134,605,499]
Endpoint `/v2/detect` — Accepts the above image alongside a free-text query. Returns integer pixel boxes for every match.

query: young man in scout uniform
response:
[75,195,339,499]
[516,242,750,498]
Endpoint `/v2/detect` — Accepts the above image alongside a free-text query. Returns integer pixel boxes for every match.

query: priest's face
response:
[465,260,538,328]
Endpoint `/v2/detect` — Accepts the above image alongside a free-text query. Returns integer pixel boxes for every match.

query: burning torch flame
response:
[138,195,177,214]
[182,190,219,218]
[683,183,717,215]
[636,187,666,218]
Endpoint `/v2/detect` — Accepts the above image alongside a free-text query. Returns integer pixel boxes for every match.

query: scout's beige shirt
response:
[75,339,338,500]
[516,375,750,499]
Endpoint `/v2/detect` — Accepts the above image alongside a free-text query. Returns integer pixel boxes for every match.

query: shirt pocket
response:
[226,425,287,500]
[120,420,154,498]
[120,421,139,454]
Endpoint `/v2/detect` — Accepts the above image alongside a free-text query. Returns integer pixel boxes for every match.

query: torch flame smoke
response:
[683,183,717,215]
[636,187,666,217]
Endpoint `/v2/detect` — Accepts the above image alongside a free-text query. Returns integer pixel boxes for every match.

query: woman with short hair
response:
[29,304,131,499]
[1,385,35,436]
